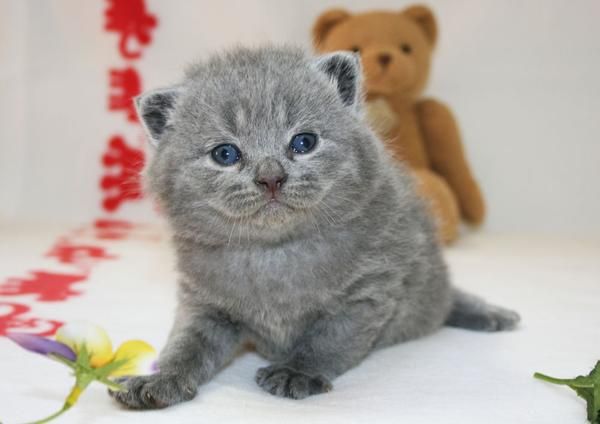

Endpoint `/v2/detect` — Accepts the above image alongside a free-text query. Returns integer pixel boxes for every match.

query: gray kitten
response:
[109,46,519,409]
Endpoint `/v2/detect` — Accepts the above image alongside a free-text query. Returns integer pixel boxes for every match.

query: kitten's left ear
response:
[135,86,182,147]
[313,52,362,111]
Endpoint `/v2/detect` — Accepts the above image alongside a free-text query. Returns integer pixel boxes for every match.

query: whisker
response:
[309,208,322,238]
[314,203,335,227]
[229,219,238,247]
[320,201,343,222]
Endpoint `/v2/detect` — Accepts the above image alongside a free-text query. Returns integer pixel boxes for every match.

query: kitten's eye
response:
[211,143,241,166]
[400,43,412,54]
[289,133,318,154]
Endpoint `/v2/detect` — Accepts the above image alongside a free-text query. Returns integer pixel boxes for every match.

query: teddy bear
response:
[312,5,485,243]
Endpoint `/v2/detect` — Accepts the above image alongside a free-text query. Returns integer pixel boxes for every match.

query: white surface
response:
[1,0,600,236]
[0,225,598,423]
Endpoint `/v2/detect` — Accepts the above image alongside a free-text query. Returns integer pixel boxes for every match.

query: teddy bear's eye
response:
[400,43,412,54]
[350,46,361,54]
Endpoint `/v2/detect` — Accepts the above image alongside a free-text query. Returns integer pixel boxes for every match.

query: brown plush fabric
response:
[412,168,460,244]
[312,5,485,243]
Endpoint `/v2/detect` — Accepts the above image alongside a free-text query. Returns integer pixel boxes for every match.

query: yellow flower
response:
[111,340,157,376]
[9,321,157,423]
[55,322,156,374]
[56,322,113,367]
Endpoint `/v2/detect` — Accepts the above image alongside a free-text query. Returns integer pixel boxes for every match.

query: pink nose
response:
[255,176,287,194]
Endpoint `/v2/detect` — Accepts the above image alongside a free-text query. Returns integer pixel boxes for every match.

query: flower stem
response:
[534,372,595,391]
[27,403,72,424]
[533,372,594,389]
[27,374,92,424]
[533,372,574,385]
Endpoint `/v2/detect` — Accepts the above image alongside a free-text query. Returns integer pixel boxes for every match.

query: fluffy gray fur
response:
[109,46,519,409]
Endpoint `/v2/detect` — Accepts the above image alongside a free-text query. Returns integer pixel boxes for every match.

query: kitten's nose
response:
[255,158,287,196]
[255,176,287,194]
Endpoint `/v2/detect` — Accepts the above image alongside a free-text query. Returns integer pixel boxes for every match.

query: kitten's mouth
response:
[260,198,291,212]
[216,198,295,222]
[265,198,282,206]
[250,198,295,222]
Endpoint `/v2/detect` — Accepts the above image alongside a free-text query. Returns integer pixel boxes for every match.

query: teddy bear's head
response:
[313,5,437,100]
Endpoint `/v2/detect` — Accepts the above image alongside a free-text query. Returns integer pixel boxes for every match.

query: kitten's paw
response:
[255,365,332,399]
[446,290,521,332]
[486,306,521,331]
[108,373,197,409]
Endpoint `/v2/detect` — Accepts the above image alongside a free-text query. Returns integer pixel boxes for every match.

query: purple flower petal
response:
[7,332,76,362]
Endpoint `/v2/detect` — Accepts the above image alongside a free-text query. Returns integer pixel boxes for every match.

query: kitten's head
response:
[137,46,382,244]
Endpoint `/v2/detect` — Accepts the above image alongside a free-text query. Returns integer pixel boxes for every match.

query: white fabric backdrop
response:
[1,0,599,236]
[1,224,599,424]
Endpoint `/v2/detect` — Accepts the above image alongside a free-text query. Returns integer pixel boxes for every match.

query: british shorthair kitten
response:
[110,46,519,409]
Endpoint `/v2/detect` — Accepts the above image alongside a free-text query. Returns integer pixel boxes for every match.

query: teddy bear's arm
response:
[416,99,485,224]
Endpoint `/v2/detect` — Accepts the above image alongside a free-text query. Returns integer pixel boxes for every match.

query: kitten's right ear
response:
[135,86,182,147]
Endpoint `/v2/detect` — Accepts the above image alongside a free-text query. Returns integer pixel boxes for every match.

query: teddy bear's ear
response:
[402,5,437,46]
[313,52,362,111]
[135,86,183,147]
[312,9,352,50]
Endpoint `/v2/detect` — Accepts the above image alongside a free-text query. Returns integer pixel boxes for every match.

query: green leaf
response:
[94,358,129,379]
[573,386,595,423]
[535,361,600,423]
[95,376,127,392]
[76,343,90,367]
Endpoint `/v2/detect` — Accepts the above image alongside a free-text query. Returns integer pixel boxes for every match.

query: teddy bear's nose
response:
[378,53,392,67]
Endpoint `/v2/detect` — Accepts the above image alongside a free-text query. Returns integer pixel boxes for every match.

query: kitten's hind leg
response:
[445,289,520,332]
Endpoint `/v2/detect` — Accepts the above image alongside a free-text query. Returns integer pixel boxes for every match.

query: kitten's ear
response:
[135,86,182,147]
[313,52,362,111]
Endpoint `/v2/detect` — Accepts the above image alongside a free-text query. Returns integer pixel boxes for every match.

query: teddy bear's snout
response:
[378,53,392,68]
[359,46,417,95]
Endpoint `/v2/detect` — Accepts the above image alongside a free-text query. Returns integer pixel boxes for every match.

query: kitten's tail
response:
[445,288,520,331]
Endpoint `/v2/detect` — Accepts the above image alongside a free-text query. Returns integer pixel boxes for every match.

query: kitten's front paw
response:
[108,373,197,409]
[255,365,332,399]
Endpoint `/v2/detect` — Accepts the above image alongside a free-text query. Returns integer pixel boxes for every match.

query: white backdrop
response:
[1,0,599,237]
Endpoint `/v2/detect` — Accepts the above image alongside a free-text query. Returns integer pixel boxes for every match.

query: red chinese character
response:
[94,218,135,240]
[95,218,134,231]
[47,239,117,267]
[0,302,63,337]
[71,219,135,240]
[100,135,145,212]
[104,0,158,59]
[109,67,141,122]
[0,271,86,302]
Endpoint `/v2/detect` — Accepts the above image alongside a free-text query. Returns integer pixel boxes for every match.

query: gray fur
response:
[109,46,519,409]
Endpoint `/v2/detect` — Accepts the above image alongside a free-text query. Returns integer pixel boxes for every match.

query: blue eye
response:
[289,133,318,154]
[211,144,241,166]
